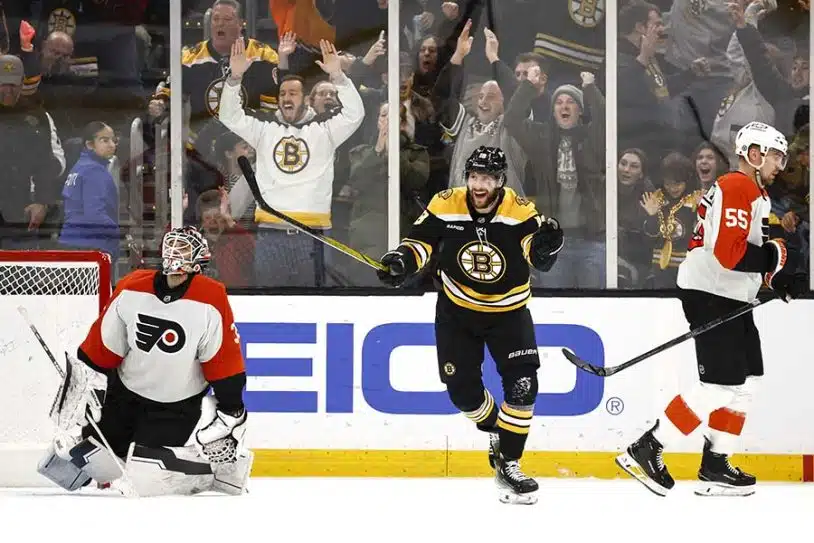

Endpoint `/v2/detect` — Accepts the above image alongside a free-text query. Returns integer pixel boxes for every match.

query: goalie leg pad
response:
[37,443,92,491]
[125,442,215,497]
[66,435,123,484]
[211,448,254,495]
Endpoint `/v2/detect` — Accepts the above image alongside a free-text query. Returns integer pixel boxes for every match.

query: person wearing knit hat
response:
[551,84,584,130]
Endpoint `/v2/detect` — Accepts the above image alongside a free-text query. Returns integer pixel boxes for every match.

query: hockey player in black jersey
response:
[376,146,564,504]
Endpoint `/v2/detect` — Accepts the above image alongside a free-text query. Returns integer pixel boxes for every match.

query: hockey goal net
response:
[0,250,111,487]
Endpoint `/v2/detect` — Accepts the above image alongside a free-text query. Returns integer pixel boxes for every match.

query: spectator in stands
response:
[58,122,120,263]
[617,1,677,164]
[769,123,809,274]
[484,31,550,123]
[641,151,701,289]
[348,102,430,267]
[212,131,257,232]
[197,189,255,288]
[219,38,364,287]
[692,141,727,193]
[437,20,528,195]
[618,148,655,288]
[158,0,281,162]
[730,0,809,138]
[504,67,605,288]
[0,54,65,250]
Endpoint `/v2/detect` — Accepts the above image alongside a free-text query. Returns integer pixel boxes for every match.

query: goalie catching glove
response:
[195,404,248,464]
[762,239,807,302]
[529,217,564,272]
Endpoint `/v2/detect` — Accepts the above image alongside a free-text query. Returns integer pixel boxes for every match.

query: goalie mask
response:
[161,226,211,275]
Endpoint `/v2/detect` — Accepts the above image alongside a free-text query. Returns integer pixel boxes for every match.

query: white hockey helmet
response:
[734,121,788,169]
[161,226,211,275]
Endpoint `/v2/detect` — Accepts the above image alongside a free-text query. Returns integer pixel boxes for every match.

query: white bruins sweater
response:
[218,72,364,229]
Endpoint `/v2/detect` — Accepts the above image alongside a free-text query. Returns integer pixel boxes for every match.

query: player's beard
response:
[468,186,500,211]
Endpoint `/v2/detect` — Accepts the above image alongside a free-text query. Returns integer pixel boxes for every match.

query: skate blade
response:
[694,482,755,497]
[615,452,671,497]
[498,489,538,505]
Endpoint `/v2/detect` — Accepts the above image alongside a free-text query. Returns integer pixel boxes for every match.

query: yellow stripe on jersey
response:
[402,238,433,269]
[494,189,539,224]
[441,272,530,313]
[255,209,331,229]
[521,232,535,264]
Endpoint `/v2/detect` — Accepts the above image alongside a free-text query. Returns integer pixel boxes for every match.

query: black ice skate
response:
[695,437,756,497]
[616,421,675,496]
[495,455,538,505]
[488,432,500,469]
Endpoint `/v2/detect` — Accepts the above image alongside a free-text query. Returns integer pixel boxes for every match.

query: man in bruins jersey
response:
[377,146,564,505]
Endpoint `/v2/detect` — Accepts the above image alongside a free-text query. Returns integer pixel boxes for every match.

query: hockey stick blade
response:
[236,156,389,272]
[562,297,769,378]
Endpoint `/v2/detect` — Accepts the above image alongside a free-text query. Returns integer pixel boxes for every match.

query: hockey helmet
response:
[734,121,788,170]
[464,146,508,186]
[161,226,211,275]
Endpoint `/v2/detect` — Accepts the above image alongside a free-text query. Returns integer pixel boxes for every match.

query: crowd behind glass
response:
[0,0,808,292]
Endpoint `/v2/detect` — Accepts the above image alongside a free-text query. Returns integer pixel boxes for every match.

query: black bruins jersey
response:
[157,39,279,126]
[397,187,543,313]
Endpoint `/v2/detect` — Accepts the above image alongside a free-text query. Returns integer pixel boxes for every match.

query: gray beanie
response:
[551,84,584,111]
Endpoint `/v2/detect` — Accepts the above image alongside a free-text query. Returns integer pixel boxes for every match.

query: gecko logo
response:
[136,314,186,354]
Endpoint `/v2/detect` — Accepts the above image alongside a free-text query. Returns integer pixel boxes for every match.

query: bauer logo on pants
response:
[135,314,187,354]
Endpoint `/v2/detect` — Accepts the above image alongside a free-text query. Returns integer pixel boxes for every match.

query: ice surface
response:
[2,477,811,542]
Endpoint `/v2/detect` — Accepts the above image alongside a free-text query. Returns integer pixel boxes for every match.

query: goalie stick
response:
[16,306,139,498]
[236,156,389,273]
[562,297,769,377]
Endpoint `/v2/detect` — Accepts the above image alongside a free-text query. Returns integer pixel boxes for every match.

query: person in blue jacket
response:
[59,121,120,263]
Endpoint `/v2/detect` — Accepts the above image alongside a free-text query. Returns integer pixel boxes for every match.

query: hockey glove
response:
[377,250,408,287]
[763,239,807,302]
[530,217,564,272]
[195,406,248,464]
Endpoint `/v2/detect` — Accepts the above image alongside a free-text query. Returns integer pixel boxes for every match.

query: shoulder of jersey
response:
[184,274,228,306]
[494,188,538,224]
[115,269,158,295]
[427,187,468,219]
[246,39,279,63]
[717,171,763,200]
[181,41,212,66]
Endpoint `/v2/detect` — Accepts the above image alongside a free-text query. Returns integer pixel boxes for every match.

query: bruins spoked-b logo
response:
[136,314,186,354]
[274,136,310,173]
[458,241,506,282]
[569,0,604,28]
[48,8,77,36]
[206,79,248,116]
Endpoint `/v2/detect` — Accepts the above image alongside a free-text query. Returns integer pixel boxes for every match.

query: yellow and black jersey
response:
[156,38,280,126]
[397,187,543,313]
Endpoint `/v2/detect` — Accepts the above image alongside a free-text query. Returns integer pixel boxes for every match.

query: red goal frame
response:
[0,250,113,313]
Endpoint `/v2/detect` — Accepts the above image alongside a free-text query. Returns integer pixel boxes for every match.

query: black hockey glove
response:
[763,240,807,302]
[377,250,408,287]
[530,217,564,272]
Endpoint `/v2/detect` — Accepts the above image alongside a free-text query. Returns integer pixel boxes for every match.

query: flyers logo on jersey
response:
[136,314,187,354]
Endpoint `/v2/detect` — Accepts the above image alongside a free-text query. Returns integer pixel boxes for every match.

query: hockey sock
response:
[656,383,737,449]
[707,377,758,456]
[462,389,498,431]
[497,402,532,459]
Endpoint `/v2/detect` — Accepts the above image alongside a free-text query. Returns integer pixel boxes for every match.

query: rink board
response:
[227,295,814,481]
[3,294,813,484]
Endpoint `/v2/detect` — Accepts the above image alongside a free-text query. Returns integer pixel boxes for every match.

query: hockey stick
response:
[16,306,139,498]
[562,297,770,377]
[236,156,389,272]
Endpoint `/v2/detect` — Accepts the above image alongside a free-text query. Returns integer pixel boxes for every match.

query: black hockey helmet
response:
[464,146,508,186]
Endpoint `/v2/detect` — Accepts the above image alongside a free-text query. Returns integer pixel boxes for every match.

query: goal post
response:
[0,250,112,487]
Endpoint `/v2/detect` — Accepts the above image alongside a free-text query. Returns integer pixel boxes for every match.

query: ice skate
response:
[695,437,755,496]
[616,421,675,496]
[494,455,538,505]
[488,432,500,469]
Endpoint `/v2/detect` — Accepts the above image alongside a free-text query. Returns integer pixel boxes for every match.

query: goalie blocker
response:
[38,226,253,496]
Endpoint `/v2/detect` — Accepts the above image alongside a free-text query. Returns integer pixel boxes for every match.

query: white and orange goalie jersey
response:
[677,171,771,302]
[78,269,245,403]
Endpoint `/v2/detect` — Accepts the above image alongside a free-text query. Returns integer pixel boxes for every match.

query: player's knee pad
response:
[502,366,538,406]
[446,380,498,431]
